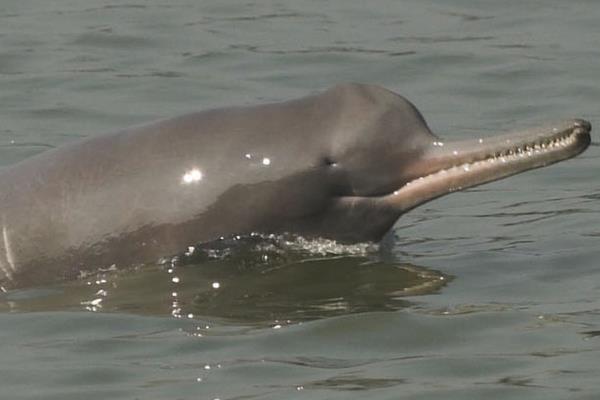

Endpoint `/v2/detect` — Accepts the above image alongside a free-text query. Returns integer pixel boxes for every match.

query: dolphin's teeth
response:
[471,134,572,171]
[401,126,584,194]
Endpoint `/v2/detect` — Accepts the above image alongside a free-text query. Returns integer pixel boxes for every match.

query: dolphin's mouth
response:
[384,119,591,212]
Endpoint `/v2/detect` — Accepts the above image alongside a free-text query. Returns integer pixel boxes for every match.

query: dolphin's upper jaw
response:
[381,119,591,213]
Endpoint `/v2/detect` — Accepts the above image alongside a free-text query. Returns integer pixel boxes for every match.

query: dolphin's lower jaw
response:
[383,119,591,212]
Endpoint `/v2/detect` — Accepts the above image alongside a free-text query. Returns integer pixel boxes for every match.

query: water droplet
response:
[91,298,102,306]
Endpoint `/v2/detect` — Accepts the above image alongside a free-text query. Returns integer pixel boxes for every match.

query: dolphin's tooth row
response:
[488,133,574,162]
[403,131,577,190]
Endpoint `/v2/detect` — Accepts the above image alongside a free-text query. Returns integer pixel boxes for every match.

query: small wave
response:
[173,233,379,267]
[269,234,379,256]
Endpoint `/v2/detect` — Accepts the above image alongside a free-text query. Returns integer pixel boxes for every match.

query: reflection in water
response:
[0,235,451,325]
[185,256,448,323]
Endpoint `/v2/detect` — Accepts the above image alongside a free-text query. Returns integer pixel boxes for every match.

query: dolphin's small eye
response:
[322,156,337,167]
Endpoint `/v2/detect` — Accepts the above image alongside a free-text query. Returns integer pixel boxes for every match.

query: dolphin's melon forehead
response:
[323,83,431,133]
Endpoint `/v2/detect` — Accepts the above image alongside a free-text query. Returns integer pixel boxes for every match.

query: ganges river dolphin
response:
[0,83,591,289]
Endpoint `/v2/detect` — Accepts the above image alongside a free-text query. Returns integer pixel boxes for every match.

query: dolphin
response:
[0,83,591,288]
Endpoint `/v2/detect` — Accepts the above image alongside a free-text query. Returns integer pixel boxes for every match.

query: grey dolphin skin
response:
[0,84,591,289]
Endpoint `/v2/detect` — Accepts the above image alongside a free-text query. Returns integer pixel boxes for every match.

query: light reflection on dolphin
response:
[0,84,591,288]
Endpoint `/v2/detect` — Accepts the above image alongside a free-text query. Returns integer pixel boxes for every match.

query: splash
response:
[174,233,379,267]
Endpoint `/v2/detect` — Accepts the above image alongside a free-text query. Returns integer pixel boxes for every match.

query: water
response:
[1,0,600,399]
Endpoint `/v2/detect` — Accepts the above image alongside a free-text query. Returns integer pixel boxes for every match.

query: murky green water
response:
[1,1,599,399]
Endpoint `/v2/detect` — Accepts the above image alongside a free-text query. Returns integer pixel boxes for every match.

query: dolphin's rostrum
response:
[0,84,591,288]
